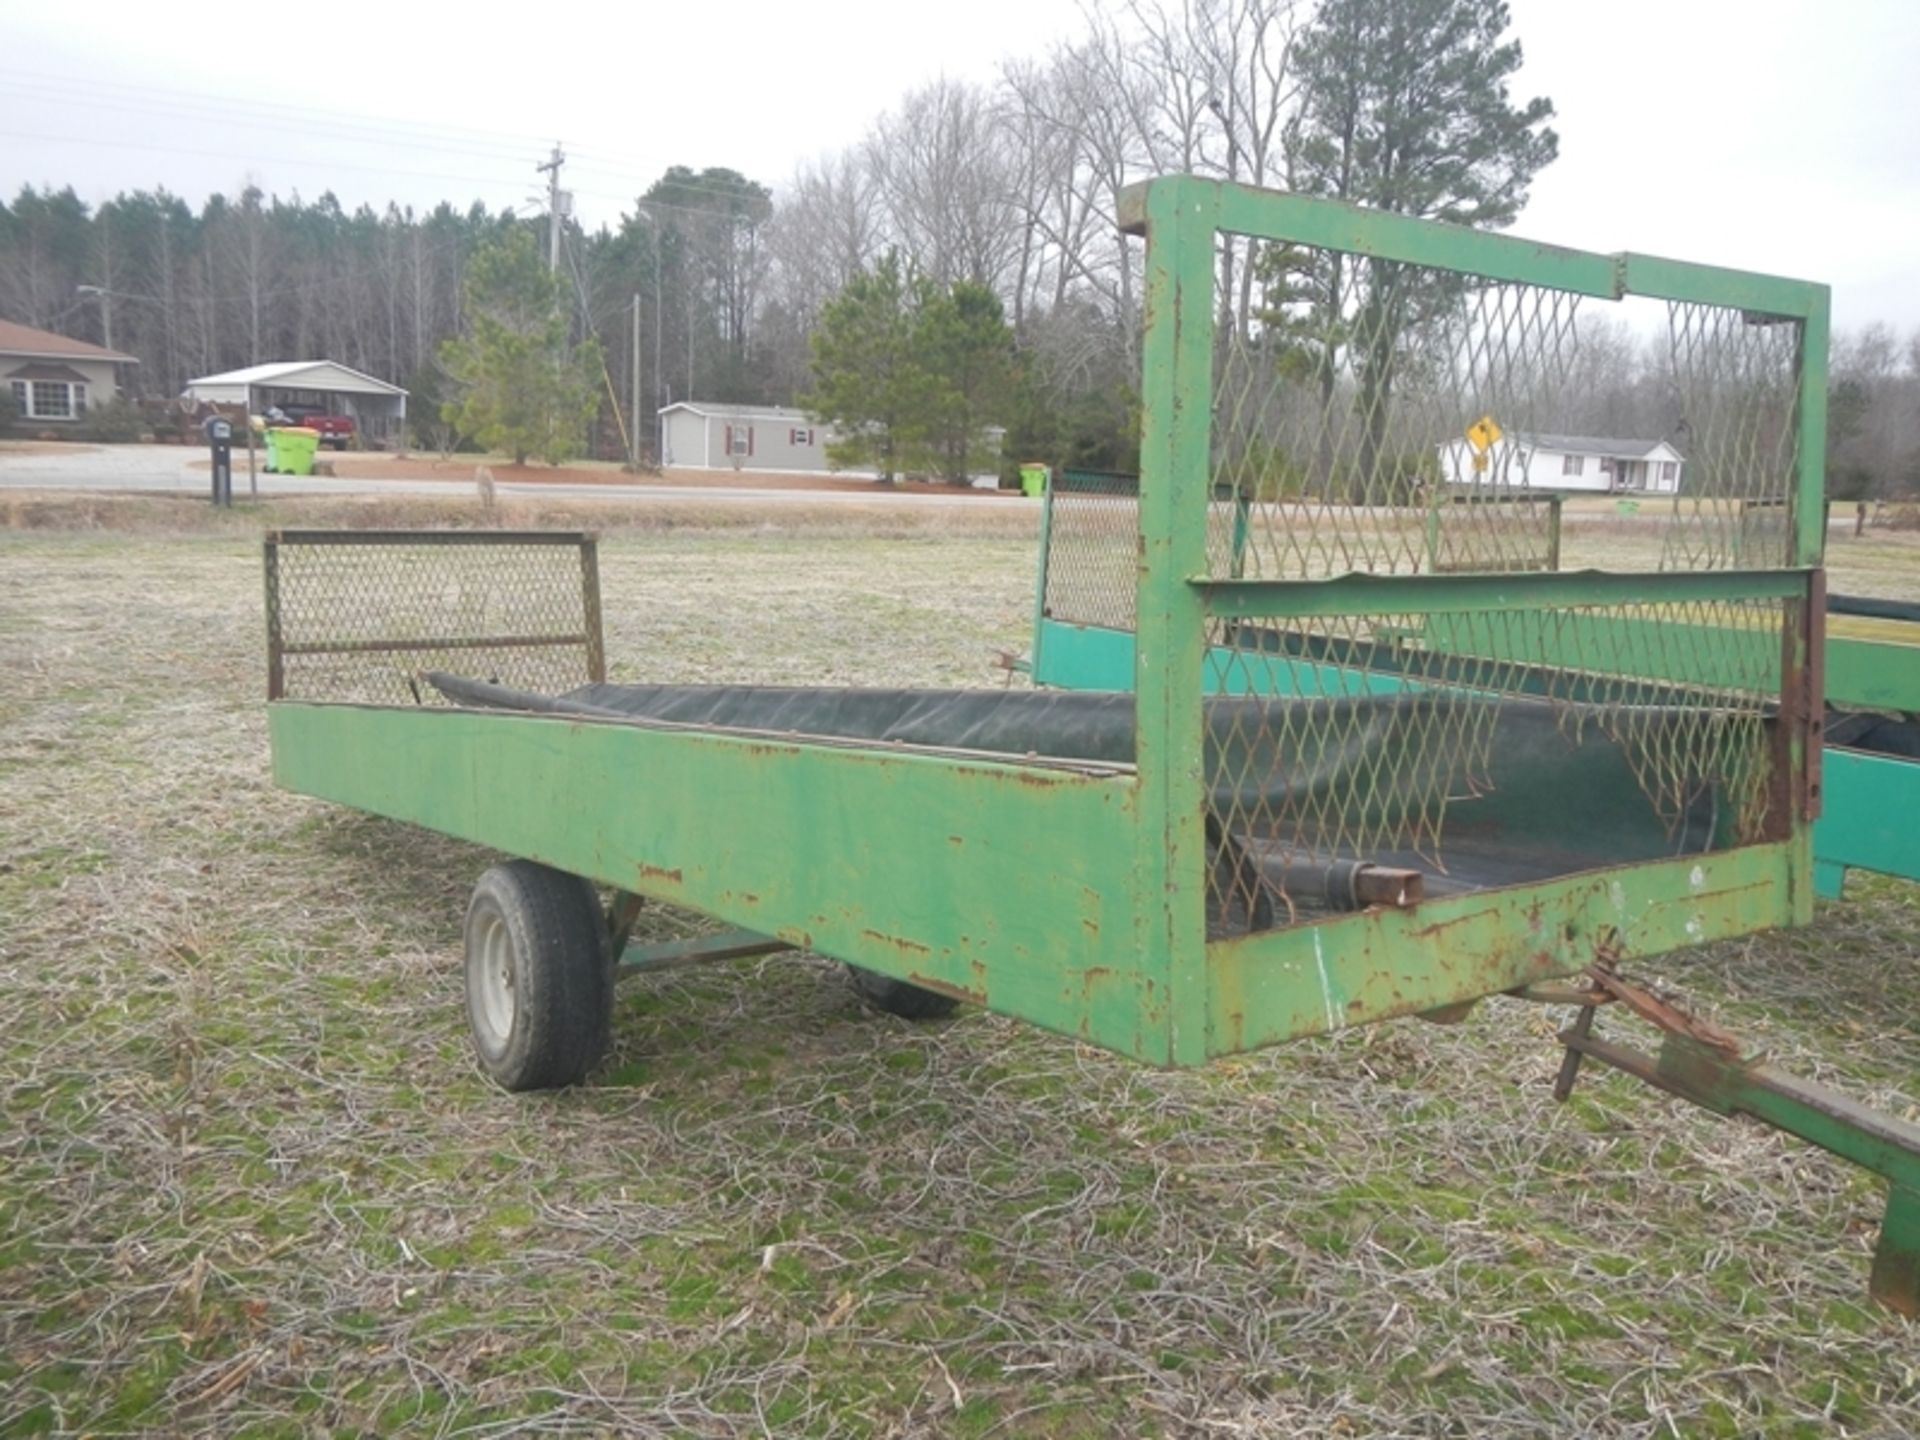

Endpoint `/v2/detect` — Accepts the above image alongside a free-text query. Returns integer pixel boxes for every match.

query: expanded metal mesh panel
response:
[1194,235,1806,933]
[265,531,604,705]
[1042,470,1247,631]
[1211,268,1802,581]
[1201,600,1785,932]
[1041,470,1142,631]
[1659,304,1802,572]
[1427,495,1560,574]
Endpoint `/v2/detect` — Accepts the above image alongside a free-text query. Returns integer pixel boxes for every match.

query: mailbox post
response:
[203,414,234,507]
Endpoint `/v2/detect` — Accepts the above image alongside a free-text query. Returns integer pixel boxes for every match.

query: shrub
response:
[75,399,146,443]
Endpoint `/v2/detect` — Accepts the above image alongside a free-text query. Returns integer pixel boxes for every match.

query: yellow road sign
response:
[1465,415,1503,454]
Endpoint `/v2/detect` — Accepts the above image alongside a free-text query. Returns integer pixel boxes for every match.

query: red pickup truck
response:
[271,408,355,449]
[297,414,355,450]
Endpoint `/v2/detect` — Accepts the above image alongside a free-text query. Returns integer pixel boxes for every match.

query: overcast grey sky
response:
[2,0,1915,331]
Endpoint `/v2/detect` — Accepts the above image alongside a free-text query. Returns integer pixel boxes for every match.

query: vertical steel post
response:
[1788,292,1831,919]
[1126,177,1219,1066]
[1230,485,1251,580]
[1794,294,1831,570]
[579,536,606,683]
[1029,470,1056,681]
[262,534,284,700]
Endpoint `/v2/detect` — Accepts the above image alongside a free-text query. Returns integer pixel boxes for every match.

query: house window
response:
[1562,454,1585,477]
[1599,456,1615,475]
[789,427,814,446]
[730,425,752,457]
[1658,461,1678,486]
[29,381,75,419]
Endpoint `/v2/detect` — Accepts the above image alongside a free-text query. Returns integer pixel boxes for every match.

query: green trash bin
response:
[267,426,321,477]
[1019,462,1049,498]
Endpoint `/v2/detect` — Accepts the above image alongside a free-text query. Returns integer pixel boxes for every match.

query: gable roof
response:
[5,362,93,384]
[1514,432,1680,461]
[0,317,138,364]
[184,360,406,395]
[659,401,811,422]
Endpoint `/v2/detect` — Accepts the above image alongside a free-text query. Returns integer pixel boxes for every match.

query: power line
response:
[0,127,532,201]
[0,69,560,154]
[0,81,540,168]
[0,73,780,211]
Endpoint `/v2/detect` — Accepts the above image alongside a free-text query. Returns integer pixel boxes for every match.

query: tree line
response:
[2,0,1912,496]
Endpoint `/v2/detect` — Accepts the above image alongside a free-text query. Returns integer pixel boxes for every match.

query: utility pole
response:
[77,285,112,352]
[536,144,566,273]
[629,292,642,468]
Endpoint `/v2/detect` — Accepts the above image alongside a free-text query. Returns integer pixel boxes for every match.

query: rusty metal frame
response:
[264,179,1917,1310]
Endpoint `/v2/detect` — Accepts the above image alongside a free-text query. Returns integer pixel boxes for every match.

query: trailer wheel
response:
[464,861,611,1091]
[846,966,961,1020]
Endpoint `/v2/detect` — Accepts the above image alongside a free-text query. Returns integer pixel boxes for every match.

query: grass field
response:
[2,497,1917,1437]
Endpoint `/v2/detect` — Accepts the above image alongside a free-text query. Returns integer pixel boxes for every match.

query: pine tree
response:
[438,228,601,466]
[803,252,927,482]
[1269,0,1558,493]
[915,281,1014,484]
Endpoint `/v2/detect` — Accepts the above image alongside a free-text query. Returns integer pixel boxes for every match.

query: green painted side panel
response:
[1816,747,1920,889]
[1206,843,1800,1059]
[1033,622,1139,692]
[1419,610,1780,693]
[268,703,1170,1064]
[1814,859,1848,901]
[1199,567,1807,620]
[1828,635,1920,713]
[1420,612,1920,714]
[1034,620,1406,698]
[1041,618,1920,895]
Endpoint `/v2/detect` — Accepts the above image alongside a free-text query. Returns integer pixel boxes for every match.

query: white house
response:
[658,403,830,473]
[1,318,138,423]
[183,361,408,443]
[1438,431,1685,494]
[659,401,1007,484]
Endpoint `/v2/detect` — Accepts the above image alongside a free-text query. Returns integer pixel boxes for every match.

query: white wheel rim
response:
[471,910,516,1049]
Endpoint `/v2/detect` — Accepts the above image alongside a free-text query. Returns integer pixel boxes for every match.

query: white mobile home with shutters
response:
[1436,431,1685,494]
[658,402,829,473]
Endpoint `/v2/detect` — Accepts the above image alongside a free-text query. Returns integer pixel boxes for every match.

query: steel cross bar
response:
[1195,568,1809,621]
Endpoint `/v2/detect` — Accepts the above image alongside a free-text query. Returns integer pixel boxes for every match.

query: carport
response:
[183,361,407,444]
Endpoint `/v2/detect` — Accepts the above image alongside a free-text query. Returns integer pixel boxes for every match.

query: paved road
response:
[0,444,1007,506]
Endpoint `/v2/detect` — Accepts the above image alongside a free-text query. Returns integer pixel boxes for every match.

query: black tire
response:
[464,861,612,1091]
[846,966,961,1020]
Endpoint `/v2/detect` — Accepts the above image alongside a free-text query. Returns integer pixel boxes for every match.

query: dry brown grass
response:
[0,489,1044,543]
[1,503,1916,1437]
